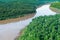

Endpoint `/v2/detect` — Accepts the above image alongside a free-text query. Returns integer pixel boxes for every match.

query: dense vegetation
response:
[14,0,60,40]
[16,14,60,40]
[0,0,59,20]
[50,2,60,9]
[0,1,37,20]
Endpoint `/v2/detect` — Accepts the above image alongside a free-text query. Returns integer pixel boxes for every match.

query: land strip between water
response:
[50,7,60,13]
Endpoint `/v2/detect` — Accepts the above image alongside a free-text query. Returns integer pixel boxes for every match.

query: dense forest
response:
[0,0,37,20]
[50,2,60,9]
[16,14,60,40]
[0,0,60,40]
[14,0,60,40]
[0,0,59,20]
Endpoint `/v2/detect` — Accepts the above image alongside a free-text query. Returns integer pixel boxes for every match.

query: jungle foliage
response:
[50,2,60,9]
[0,0,59,20]
[0,0,37,20]
[16,14,60,40]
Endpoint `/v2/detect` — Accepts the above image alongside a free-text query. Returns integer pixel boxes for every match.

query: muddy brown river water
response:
[0,4,56,40]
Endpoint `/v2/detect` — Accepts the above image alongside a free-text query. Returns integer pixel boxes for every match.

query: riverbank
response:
[15,4,57,40]
[50,7,60,13]
[50,2,60,13]
[0,1,36,21]
[16,14,60,40]
[0,13,35,24]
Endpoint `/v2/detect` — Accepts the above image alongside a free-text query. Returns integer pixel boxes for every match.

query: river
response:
[0,4,56,40]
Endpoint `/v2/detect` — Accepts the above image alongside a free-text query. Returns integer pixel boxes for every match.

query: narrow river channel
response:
[0,4,56,40]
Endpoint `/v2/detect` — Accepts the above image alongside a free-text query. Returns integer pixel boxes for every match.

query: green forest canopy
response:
[50,2,60,9]
[16,14,60,40]
[0,0,59,20]
[0,0,37,20]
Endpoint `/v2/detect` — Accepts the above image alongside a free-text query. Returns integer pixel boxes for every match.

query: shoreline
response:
[0,13,35,24]
[15,4,51,40]
[50,7,60,13]
[15,4,57,40]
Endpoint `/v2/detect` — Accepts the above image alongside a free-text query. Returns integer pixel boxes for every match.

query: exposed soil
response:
[0,13,35,24]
